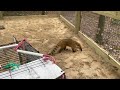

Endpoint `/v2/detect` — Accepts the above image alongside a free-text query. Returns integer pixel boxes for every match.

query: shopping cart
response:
[0,37,66,79]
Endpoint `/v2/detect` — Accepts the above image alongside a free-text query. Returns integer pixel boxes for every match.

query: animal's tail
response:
[48,46,57,56]
[48,46,61,56]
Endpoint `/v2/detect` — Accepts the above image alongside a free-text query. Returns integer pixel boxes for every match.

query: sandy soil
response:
[0,15,120,79]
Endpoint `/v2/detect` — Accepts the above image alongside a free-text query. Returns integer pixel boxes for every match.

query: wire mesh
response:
[0,57,65,79]
[0,48,20,73]
[0,41,64,79]
[0,58,52,79]
[102,17,120,61]
[0,42,65,79]
[80,11,99,41]
[61,11,76,25]
[60,11,120,62]
[0,40,41,73]
[80,12,120,62]
[15,40,41,64]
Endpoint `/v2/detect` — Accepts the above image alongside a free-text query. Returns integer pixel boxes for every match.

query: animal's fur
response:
[48,38,82,56]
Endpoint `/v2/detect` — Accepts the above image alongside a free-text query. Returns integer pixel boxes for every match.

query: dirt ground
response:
[0,15,120,79]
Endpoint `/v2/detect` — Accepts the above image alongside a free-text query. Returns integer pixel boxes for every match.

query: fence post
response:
[75,11,81,34]
[96,15,105,45]
[0,11,3,20]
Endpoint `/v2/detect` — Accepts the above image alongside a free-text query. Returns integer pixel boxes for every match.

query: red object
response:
[14,38,27,51]
[0,65,2,69]
[43,54,56,64]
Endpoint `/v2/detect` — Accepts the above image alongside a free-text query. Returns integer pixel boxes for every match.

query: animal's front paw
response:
[72,50,76,52]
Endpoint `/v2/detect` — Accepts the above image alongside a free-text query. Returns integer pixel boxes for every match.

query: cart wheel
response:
[56,73,66,79]
[61,73,66,79]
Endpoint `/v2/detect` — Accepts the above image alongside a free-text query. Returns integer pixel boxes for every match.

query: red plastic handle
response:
[14,38,27,51]
[43,54,56,64]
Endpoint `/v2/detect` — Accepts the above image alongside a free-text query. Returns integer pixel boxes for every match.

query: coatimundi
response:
[48,38,82,56]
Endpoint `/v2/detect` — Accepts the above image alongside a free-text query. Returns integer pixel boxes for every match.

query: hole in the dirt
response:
[0,25,5,30]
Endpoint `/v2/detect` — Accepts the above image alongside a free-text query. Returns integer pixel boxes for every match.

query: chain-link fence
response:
[80,11,99,41]
[61,11,76,25]
[103,17,120,61]
[60,11,120,62]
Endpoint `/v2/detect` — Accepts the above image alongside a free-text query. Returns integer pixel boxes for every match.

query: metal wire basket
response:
[0,38,66,79]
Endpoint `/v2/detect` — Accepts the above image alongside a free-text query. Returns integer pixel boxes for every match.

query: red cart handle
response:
[14,38,27,51]
[43,54,56,64]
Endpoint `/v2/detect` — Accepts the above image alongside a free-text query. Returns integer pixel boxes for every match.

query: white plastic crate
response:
[0,59,65,79]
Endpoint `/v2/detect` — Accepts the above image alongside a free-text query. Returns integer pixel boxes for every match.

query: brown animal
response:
[48,38,82,56]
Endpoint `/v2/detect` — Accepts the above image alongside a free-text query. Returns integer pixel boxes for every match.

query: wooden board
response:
[92,11,120,20]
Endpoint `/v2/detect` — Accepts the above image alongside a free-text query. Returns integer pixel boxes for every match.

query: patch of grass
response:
[111,19,120,25]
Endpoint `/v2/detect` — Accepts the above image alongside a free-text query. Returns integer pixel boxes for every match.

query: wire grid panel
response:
[60,11,120,62]
[0,40,65,79]
[0,40,41,73]
[80,11,100,41]
[102,17,120,61]
[80,11,120,62]
[15,39,41,64]
[61,11,76,25]
[0,48,20,73]
[0,59,64,79]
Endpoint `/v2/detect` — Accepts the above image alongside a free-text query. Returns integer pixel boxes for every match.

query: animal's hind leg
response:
[79,47,82,51]
[63,46,66,50]
[77,45,82,51]
[72,48,76,52]
[59,48,63,53]
[59,46,66,53]
[76,43,82,51]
